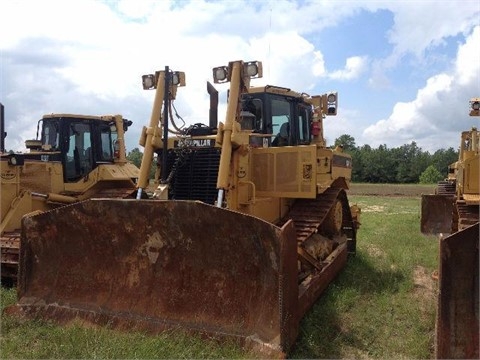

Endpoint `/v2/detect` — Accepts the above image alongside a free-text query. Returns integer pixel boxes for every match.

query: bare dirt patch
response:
[361,205,385,213]
[412,265,437,314]
[349,183,436,197]
[365,244,386,258]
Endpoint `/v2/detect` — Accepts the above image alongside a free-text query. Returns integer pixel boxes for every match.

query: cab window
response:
[99,123,114,161]
[65,122,92,181]
[41,119,60,150]
[240,98,263,132]
[271,97,291,146]
[297,104,311,145]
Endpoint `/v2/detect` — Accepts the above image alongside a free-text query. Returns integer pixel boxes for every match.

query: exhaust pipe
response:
[207,81,218,129]
[1,102,5,153]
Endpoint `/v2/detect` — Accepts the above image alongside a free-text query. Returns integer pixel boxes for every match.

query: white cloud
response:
[385,1,479,58]
[365,0,480,88]
[328,56,368,81]
[312,51,326,77]
[455,25,480,85]
[1,0,479,154]
[363,25,480,151]
[116,0,158,20]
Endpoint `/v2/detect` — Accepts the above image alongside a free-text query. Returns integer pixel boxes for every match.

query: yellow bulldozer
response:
[8,60,360,356]
[421,98,479,359]
[0,107,140,285]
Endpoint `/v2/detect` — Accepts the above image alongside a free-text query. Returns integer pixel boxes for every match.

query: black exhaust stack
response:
[207,81,218,129]
[0,103,5,153]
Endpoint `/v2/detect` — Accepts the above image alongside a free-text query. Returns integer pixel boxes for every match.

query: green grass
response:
[1,191,439,359]
[1,289,248,359]
[290,195,438,359]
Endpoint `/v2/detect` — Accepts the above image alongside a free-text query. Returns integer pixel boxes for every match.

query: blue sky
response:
[1,0,479,153]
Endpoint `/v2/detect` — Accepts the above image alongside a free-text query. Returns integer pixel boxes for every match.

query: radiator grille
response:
[166,147,220,204]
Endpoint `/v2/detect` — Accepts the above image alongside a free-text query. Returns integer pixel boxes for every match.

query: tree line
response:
[333,134,458,183]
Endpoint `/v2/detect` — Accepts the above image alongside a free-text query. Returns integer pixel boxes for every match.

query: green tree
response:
[350,146,363,182]
[333,135,364,182]
[127,147,156,179]
[431,147,458,176]
[334,134,356,152]
[360,144,397,183]
[419,165,443,184]
[334,133,458,184]
[394,142,429,183]
[127,147,143,168]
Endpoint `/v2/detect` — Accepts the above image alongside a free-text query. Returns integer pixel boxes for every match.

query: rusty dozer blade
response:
[14,199,300,356]
[436,222,479,359]
[421,194,454,234]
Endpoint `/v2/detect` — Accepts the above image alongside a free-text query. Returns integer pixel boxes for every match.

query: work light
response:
[470,98,480,116]
[213,66,229,83]
[244,61,262,78]
[326,92,338,115]
[142,74,156,90]
[171,71,186,86]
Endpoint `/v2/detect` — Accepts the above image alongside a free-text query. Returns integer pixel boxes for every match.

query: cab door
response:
[63,120,93,182]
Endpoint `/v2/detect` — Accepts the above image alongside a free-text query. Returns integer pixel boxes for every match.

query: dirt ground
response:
[348,183,436,197]
[413,265,438,313]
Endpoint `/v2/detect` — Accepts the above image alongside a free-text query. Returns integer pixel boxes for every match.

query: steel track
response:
[457,202,480,230]
[277,187,357,267]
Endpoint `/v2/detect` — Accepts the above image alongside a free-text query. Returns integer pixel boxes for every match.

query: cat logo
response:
[188,139,213,147]
[302,164,312,180]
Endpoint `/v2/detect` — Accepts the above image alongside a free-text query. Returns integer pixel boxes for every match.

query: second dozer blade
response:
[436,222,479,359]
[420,194,454,234]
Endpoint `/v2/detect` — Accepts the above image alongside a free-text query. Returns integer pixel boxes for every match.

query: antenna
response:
[268,5,272,81]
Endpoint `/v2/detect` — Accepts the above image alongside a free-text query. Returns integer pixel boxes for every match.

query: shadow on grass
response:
[289,251,405,359]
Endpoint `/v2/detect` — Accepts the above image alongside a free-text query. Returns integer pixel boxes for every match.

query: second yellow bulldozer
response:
[9,61,360,355]
[421,98,479,359]
[1,108,140,284]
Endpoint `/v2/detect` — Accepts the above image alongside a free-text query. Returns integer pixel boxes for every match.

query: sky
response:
[1,0,479,154]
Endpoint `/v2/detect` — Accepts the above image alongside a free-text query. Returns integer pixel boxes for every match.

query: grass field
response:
[1,183,439,359]
[290,193,438,359]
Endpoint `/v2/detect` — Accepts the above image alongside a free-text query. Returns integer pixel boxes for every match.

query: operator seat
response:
[272,122,289,146]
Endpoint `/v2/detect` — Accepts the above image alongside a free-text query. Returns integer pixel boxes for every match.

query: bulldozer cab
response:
[240,88,313,147]
[36,115,132,182]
